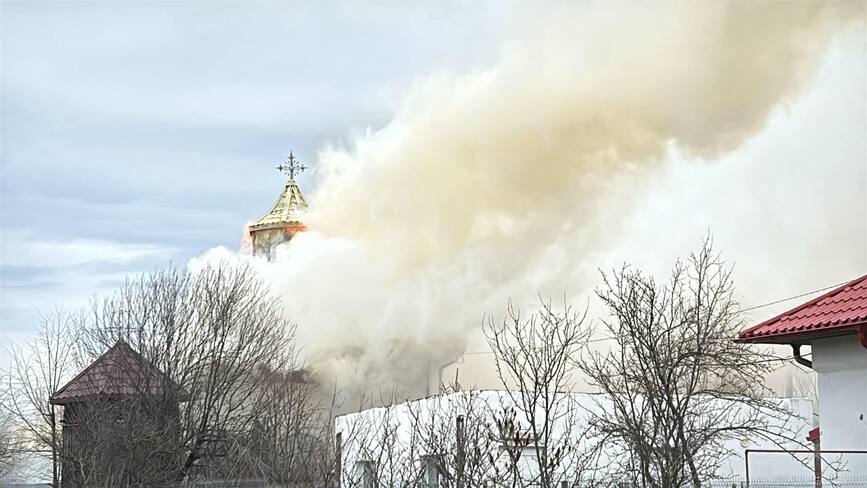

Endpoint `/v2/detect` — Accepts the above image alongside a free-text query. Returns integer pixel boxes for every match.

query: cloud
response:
[0,233,175,338]
[186,3,865,395]
[2,1,864,398]
[2,233,168,268]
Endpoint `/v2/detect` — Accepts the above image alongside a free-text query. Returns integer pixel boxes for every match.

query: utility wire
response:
[464,349,811,367]
[462,278,850,359]
[464,348,809,365]
[740,279,850,313]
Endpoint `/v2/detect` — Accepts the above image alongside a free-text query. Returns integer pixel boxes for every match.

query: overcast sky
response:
[2,2,865,351]
[0,2,517,341]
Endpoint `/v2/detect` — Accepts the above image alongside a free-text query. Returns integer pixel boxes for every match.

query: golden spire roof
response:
[250,178,308,231]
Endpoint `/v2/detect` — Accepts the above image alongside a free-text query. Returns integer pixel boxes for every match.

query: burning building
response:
[249,151,308,261]
[247,150,450,403]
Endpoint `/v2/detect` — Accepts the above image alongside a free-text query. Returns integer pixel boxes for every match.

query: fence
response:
[704,479,867,488]
[525,479,867,488]
[163,480,266,488]
[158,476,867,488]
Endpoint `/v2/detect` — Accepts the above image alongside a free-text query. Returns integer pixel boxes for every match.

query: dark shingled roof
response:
[50,340,188,405]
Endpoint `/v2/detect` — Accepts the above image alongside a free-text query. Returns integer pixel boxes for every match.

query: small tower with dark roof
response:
[50,340,188,487]
[249,150,309,261]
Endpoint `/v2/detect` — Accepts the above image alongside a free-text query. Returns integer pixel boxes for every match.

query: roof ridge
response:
[50,340,185,404]
[51,340,128,401]
[738,273,867,339]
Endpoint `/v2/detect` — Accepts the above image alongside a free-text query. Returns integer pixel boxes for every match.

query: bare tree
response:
[483,298,593,488]
[63,392,187,487]
[338,393,426,488]
[219,368,345,487]
[405,387,503,488]
[579,238,810,487]
[338,299,595,488]
[69,261,300,484]
[0,261,319,486]
[1,309,78,487]
[0,411,20,480]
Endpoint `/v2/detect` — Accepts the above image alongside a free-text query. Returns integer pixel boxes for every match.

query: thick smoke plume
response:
[194,2,859,395]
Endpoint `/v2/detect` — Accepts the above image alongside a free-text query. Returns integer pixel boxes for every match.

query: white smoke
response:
[191,2,862,395]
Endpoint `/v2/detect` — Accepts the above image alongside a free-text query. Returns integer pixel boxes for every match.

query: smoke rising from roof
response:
[193,2,862,395]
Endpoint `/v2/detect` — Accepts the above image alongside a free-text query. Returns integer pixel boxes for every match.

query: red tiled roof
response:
[737,273,867,343]
[50,340,188,405]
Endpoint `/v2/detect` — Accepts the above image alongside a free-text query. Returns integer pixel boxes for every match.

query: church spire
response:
[249,150,309,260]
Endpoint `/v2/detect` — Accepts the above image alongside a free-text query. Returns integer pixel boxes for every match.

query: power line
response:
[463,347,808,365]
[461,278,849,362]
[740,279,850,313]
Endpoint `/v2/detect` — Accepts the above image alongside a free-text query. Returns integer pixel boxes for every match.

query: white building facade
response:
[739,273,867,479]
[812,335,867,474]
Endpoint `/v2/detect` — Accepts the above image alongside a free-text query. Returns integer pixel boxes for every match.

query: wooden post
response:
[335,431,343,488]
[456,415,465,488]
[807,428,822,488]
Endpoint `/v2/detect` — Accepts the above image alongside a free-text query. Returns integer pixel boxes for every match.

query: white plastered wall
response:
[812,334,867,476]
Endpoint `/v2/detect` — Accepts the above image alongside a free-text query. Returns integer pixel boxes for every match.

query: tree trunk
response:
[50,405,59,488]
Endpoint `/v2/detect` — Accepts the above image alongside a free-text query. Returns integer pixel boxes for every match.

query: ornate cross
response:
[276,151,307,180]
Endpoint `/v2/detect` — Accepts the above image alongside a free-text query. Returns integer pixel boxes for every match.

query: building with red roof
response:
[738,273,867,476]
[737,273,867,348]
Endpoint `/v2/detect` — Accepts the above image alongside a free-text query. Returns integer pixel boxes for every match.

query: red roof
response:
[738,273,867,344]
[50,340,188,405]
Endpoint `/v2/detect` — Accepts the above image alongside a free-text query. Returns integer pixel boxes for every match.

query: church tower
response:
[250,151,308,261]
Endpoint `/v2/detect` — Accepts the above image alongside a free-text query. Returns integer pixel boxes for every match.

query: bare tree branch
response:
[579,237,814,487]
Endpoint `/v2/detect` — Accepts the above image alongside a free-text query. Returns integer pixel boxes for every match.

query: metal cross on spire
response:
[276,151,307,180]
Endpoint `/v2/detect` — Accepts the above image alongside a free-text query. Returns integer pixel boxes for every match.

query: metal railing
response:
[162,480,266,488]
[705,478,867,488]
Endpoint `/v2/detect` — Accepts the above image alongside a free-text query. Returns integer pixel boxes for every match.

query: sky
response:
[0,2,511,343]
[1,1,866,374]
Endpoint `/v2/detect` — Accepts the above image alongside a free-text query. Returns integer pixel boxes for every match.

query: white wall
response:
[336,391,815,485]
[812,334,867,476]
